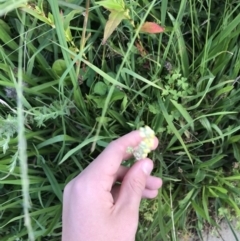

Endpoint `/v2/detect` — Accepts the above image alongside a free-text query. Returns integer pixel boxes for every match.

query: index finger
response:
[90,130,158,176]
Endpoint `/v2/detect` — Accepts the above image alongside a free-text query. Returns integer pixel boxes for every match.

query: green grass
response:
[1,0,240,240]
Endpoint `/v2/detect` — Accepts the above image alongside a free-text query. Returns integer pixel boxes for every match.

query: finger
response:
[113,166,162,190]
[90,130,158,177]
[146,176,162,190]
[115,159,153,212]
[142,189,159,199]
[111,184,160,203]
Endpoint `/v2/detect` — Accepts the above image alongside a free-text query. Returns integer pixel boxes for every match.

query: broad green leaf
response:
[93,82,108,95]
[148,103,161,114]
[111,89,125,102]
[52,59,67,77]
[96,0,125,11]
[87,95,106,108]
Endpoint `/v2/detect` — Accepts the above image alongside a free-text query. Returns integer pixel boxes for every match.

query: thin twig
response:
[170,183,177,241]
[76,0,90,78]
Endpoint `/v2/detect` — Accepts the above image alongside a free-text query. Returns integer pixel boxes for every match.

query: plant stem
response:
[17,12,34,241]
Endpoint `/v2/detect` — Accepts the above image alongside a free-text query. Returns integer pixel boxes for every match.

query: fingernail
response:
[142,161,153,175]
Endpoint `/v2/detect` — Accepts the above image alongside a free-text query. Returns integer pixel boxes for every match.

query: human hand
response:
[62,130,162,241]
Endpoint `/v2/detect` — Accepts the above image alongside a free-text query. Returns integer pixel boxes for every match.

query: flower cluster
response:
[133,126,155,160]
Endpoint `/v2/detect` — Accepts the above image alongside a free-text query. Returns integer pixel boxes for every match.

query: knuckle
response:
[107,140,118,151]
[127,176,145,195]
[63,177,84,196]
[63,173,98,200]
[63,182,72,200]
[107,140,124,153]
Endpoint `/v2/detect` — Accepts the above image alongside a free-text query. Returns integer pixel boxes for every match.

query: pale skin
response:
[62,130,163,241]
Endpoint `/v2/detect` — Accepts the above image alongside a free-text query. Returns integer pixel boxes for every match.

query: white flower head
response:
[140,126,155,138]
[131,126,156,160]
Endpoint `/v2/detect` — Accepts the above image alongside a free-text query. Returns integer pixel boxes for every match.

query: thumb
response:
[116,159,153,211]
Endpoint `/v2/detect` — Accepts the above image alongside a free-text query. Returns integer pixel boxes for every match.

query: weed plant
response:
[1,0,240,240]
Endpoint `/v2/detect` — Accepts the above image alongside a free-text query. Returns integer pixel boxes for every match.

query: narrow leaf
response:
[158,98,193,163]
[170,99,194,129]
[41,161,63,202]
